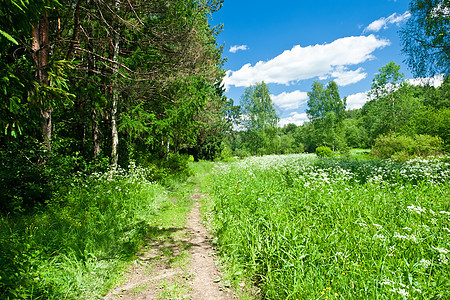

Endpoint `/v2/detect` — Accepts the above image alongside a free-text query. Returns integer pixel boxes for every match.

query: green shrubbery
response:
[371,133,443,160]
[315,145,333,157]
[0,166,172,299]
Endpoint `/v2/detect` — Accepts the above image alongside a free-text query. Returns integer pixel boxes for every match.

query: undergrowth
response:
[0,163,179,299]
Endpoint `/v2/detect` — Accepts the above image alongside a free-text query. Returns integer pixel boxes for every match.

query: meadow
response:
[210,154,449,299]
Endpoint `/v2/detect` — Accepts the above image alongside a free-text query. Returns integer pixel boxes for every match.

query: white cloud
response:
[344,74,444,111]
[229,45,249,53]
[279,112,309,127]
[223,35,389,88]
[331,66,367,86]
[271,90,308,110]
[407,74,445,88]
[346,92,369,110]
[364,11,411,33]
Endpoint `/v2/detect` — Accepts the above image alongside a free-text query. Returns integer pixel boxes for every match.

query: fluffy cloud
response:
[223,35,389,88]
[330,66,367,86]
[344,74,445,111]
[407,74,445,88]
[229,45,249,53]
[271,90,308,110]
[278,112,309,127]
[346,92,369,110]
[364,11,411,33]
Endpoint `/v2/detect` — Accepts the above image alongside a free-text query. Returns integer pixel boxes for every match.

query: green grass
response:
[210,154,450,299]
[0,164,193,299]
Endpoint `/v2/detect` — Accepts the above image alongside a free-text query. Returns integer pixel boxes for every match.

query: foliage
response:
[0,166,176,299]
[371,133,444,160]
[400,0,450,77]
[239,82,279,155]
[211,154,449,299]
[315,145,333,157]
[306,81,347,151]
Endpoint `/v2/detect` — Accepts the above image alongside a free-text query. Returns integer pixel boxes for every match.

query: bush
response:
[234,147,251,158]
[371,133,443,160]
[0,166,170,299]
[315,146,333,158]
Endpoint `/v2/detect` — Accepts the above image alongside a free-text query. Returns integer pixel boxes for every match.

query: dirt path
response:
[104,193,235,300]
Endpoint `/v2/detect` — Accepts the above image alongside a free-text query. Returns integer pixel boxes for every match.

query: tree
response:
[240,82,279,155]
[306,80,346,150]
[368,61,405,133]
[400,0,450,77]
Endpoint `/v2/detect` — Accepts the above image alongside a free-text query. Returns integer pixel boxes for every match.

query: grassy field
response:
[210,154,449,299]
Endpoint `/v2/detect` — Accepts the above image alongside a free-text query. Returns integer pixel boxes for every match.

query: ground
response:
[104,192,235,300]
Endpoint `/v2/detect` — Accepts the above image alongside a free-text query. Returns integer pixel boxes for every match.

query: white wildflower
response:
[380,278,394,286]
[443,227,450,233]
[432,246,449,254]
[403,227,412,231]
[393,233,418,243]
[439,254,448,265]
[407,205,426,214]
[373,223,383,229]
[390,288,409,297]
[440,210,450,216]
[374,234,386,240]
[419,259,431,268]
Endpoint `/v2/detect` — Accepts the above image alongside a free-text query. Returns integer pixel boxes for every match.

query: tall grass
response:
[211,154,449,299]
[0,164,173,299]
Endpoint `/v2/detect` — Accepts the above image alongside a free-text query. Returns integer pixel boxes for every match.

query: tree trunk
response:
[92,109,100,157]
[31,11,51,151]
[110,0,120,169]
[166,136,170,159]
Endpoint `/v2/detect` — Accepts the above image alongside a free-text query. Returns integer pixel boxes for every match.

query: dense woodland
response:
[1,0,232,212]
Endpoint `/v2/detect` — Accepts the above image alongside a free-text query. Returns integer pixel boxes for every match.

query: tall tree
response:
[240,82,278,131]
[400,0,450,77]
[240,82,279,155]
[306,80,346,150]
[368,61,405,132]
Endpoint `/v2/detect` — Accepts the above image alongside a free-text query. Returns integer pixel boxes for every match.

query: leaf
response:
[0,30,18,45]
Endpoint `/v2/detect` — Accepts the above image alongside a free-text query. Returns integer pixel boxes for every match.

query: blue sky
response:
[211,0,416,126]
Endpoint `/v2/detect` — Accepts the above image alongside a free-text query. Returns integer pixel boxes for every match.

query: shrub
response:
[234,147,251,158]
[315,146,333,157]
[371,133,443,160]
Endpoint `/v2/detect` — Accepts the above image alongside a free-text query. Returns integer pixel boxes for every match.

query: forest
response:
[0,0,449,298]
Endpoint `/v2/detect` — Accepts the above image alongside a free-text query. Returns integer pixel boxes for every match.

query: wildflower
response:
[440,211,450,216]
[390,288,409,297]
[393,233,418,243]
[373,223,383,229]
[407,205,426,214]
[380,278,394,286]
[431,246,449,254]
[373,234,386,240]
[419,259,431,268]
[438,254,448,265]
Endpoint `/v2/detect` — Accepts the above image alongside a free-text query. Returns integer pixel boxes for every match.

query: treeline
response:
[0,0,228,212]
[226,63,449,158]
